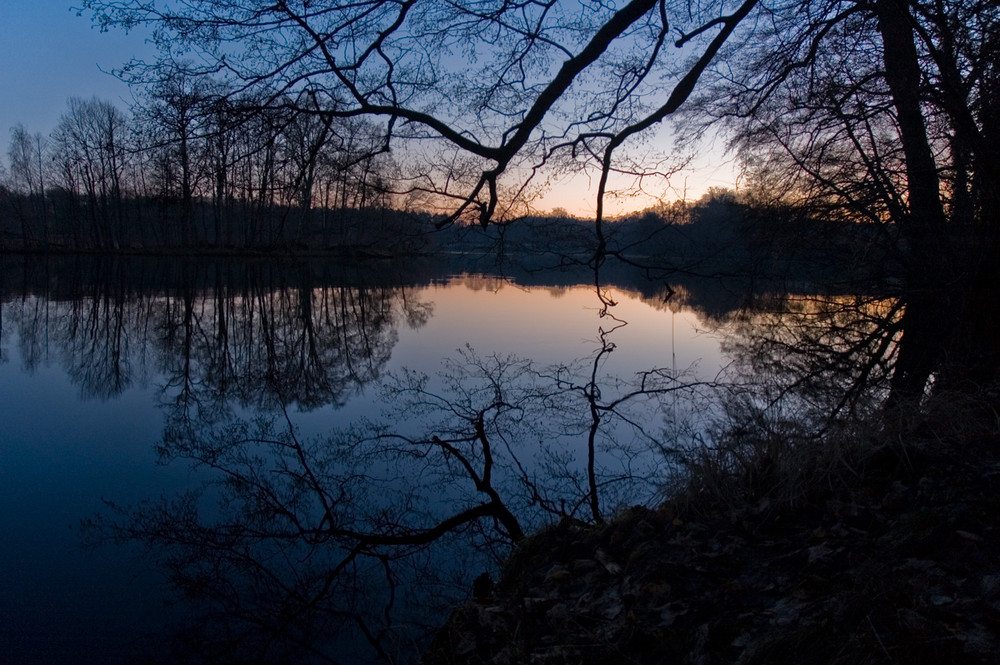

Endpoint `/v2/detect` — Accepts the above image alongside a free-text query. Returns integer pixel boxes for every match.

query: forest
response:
[1,92,421,251]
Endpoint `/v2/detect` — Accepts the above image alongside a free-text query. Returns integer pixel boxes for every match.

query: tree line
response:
[1,79,421,251]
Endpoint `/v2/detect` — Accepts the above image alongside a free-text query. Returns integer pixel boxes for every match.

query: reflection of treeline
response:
[0,252,892,396]
[2,92,437,251]
[0,255,433,412]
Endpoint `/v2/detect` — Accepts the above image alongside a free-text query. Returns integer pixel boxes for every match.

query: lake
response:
[0,254,878,663]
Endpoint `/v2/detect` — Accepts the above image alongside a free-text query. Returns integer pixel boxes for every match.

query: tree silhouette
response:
[77,0,1000,406]
[82,0,762,226]
[51,98,131,248]
[695,0,1000,402]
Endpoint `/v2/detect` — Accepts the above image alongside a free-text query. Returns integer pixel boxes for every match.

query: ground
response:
[421,420,1000,664]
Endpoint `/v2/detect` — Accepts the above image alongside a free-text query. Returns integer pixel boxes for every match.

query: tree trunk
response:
[875,0,955,406]
[942,44,1000,393]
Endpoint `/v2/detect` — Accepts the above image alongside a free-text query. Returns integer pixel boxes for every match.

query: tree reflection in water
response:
[681,290,916,510]
[156,275,433,441]
[0,257,708,663]
[93,337,702,663]
[2,256,923,663]
[2,258,432,408]
[718,293,903,424]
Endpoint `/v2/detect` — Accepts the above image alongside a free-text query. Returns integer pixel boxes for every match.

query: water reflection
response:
[0,254,905,664]
[2,258,433,414]
[95,343,705,663]
[718,294,903,423]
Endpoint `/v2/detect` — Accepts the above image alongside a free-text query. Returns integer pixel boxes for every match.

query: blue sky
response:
[0,1,152,140]
[0,1,735,210]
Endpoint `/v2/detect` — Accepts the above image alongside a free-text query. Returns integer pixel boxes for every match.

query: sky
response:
[535,147,739,217]
[0,1,152,140]
[0,1,736,215]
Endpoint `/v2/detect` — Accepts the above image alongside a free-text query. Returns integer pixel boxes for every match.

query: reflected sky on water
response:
[0,263,728,664]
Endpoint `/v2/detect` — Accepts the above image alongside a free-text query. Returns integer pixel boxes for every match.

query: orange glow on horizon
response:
[532,157,740,219]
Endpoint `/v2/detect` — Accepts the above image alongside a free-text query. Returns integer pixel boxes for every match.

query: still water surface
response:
[1,258,730,663]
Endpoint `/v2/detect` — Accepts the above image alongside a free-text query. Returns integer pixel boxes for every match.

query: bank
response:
[422,403,1000,664]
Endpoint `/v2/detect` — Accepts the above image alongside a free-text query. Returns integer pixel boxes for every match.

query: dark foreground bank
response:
[422,405,1000,665]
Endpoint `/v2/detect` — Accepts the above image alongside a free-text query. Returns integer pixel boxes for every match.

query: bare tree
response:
[7,124,48,245]
[82,0,763,229]
[136,71,218,245]
[683,0,1000,403]
[51,98,132,248]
